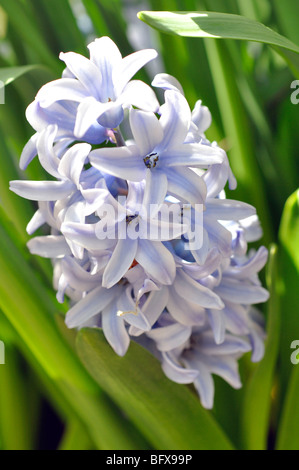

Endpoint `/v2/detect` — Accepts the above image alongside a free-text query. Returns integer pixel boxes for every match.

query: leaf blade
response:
[0,64,45,86]
[77,328,235,450]
[138,10,299,53]
[241,245,280,450]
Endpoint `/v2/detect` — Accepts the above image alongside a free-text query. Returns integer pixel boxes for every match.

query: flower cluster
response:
[10,37,269,409]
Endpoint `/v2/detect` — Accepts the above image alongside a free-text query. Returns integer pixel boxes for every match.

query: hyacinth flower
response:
[89,89,225,206]
[19,100,109,171]
[61,174,187,289]
[9,36,270,410]
[34,36,159,133]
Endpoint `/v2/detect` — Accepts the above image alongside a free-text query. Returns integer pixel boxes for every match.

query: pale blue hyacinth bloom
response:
[159,324,252,409]
[61,175,186,289]
[61,258,166,356]
[89,90,225,206]
[9,36,270,409]
[35,36,159,133]
[20,100,108,170]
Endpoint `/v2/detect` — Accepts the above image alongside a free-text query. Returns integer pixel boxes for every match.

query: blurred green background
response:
[0,0,298,450]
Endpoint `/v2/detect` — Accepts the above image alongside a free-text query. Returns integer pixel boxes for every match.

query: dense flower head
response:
[10,36,269,409]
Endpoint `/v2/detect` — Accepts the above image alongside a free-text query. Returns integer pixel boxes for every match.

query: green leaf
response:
[272,0,299,46]
[241,245,281,450]
[76,328,235,450]
[0,64,44,86]
[58,419,94,450]
[0,0,59,72]
[138,11,299,74]
[276,358,299,450]
[0,222,95,392]
[201,38,273,244]
[0,225,146,449]
[138,10,299,52]
[276,189,299,450]
[276,190,299,395]
[0,345,34,449]
[279,189,299,273]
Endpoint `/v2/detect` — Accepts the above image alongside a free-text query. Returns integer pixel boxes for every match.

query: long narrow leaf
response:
[138,10,299,53]
[138,10,299,74]
[0,65,46,85]
[276,189,299,450]
[0,224,146,449]
[241,245,280,450]
[77,328,235,450]
[0,0,59,72]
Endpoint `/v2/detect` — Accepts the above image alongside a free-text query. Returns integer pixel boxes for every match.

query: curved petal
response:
[225,246,268,279]
[248,318,265,363]
[162,142,225,167]
[36,125,61,178]
[152,73,184,95]
[167,286,206,326]
[174,269,224,309]
[26,209,46,235]
[190,227,210,265]
[10,180,74,201]
[205,199,256,221]
[65,284,119,328]
[166,166,207,206]
[96,99,124,128]
[61,256,105,291]
[117,286,151,331]
[61,222,116,251]
[113,48,158,96]
[59,51,102,99]
[204,218,232,258]
[183,248,222,280]
[147,323,192,352]
[158,90,191,150]
[142,169,168,214]
[88,37,122,101]
[19,133,38,170]
[36,79,89,107]
[126,181,145,214]
[196,332,251,356]
[191,100,212,134]
[162,351,199,384]
[214,279,269,305]
[58,143,91,186]
[102,299,130,357]
[130,108,163,156]
[135,240,176,285]
[203,354,242,389]
[102,238,138,288]
[120,80,159,112]
[27,235,71,258]
[74,97,114,138]
[90,145,145,181]
[207,309,226,345]
[222,302,250,336]
[183,354,215,409]
[141,286,169,328]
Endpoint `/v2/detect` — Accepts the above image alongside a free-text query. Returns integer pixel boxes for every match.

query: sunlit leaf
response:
[138,10,299,52]
[0,65,44,86]
[138,10,299,74]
